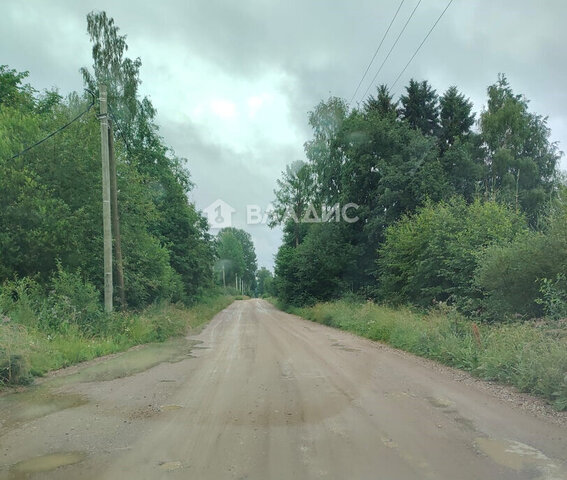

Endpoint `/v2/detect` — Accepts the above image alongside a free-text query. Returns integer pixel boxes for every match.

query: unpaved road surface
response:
[1,299,566,479]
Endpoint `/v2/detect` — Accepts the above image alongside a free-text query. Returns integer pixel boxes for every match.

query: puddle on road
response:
[475,437,566,479]
[54,338,199,385]
[0,338,199,432]
[7,452,86,479]
[0,389,87,431]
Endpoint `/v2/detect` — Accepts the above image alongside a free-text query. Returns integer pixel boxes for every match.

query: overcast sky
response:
[2,0,566,270]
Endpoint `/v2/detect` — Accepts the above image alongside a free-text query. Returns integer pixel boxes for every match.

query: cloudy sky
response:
[2,0,566,270]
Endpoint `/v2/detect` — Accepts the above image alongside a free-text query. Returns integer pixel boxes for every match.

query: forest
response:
[271,78,566,322]
[0,12,256,384]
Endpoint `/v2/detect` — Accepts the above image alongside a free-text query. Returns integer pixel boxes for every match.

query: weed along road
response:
[1,299,566,480]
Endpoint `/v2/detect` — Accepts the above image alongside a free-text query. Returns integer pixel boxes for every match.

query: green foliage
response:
[399,79,440,136]
[479,74,560,223]
[0,11,216,310]
[0,268,103,335]
[269,160,315,248]
[377,199,526,309]
[271,74,561,315]
[274,223,355,306]
[439,85,475,149]
[537,274,567,321]
[363,84,398,119]
[256,267,274,297]
[214,228,257,294]
[476,203,567,319]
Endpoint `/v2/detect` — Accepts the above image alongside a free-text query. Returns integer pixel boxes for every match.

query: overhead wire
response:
[7,89,96,160]
[389,0,454,93]
[360,0,422,100]
[349,0,406,104]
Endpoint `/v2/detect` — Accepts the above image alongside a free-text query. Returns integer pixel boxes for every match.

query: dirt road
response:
[1,299,566,479]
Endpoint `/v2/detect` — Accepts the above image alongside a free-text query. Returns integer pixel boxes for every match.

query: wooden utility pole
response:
[235,274,238,290]
[99,85,113,313]
[108,120,125,308]
[222,264,226,288]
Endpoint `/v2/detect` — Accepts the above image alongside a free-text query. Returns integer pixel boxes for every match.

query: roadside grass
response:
[0,293,235,386]
[270,299,567,411]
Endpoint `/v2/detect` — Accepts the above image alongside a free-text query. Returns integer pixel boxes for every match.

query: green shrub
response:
[377,198,526,309]
[536,274,567,321]
[40,265,104,333]
[476,206,567,320]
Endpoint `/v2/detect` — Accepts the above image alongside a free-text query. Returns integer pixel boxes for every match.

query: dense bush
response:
[476,203,567,319]
[377,199,526,309]
[274,223,355,306]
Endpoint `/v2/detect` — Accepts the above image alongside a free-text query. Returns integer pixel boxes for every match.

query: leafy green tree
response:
[479,74,560,222]
[215,228,257,293]
[399,79,440,136]
[439,137,485,201]
[304,97,349,204]
[0,66,36,111]
[256,267,274,297]
[439,86,475,150]
[274,223,354,306]
[0,11,216,308]
[363,84,398,119]
[270,160,315,247]
[81,11,214,299]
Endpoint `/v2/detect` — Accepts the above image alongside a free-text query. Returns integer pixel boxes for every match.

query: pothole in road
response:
[330,342,359,352]
[426,396,455,409]
[0,338,199,433]
[10,451,86,476]
[160,404,183,412]
[159,460,184,471]
[475,437,566,479]
[55,338,200,384]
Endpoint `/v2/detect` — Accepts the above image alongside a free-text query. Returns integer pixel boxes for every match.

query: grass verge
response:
[270,298,567,411]
[0,294,234,386]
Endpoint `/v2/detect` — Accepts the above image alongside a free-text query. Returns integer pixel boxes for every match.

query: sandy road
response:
[1,299,566,479]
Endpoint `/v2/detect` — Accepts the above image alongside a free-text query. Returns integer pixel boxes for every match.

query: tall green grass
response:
[0,290,234,385]
[283,300,567,410]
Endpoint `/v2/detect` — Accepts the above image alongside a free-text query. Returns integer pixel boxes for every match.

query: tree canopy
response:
[271,75,563,316]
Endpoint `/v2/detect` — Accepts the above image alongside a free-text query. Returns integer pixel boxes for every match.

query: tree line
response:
[0,12,257,323]
[271,76,566,321]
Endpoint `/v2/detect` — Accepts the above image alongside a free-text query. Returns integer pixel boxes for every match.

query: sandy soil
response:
[0,299,566,480]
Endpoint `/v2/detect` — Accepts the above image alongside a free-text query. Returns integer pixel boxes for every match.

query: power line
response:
[349,0,405,104]
[107,105,132,154]
[389,0,454,92]
[360,0,422,101]
[8,90,96,160]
